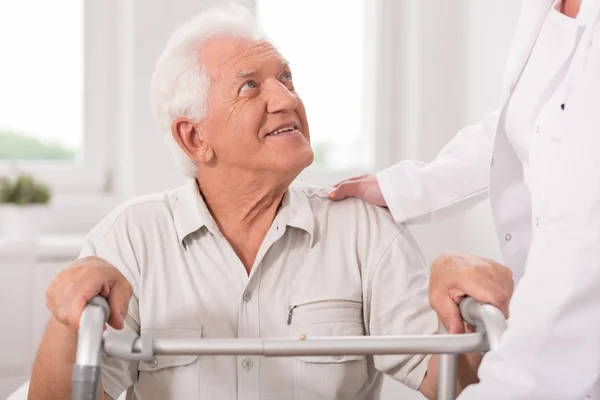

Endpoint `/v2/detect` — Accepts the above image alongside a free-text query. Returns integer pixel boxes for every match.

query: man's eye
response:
[240,80,257,91]
[281,71,292,81]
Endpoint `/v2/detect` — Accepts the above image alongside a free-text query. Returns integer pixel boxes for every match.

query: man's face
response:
[195,35,313,178]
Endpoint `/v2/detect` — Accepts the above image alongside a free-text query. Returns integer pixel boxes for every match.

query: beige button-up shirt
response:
[80,179,437,400]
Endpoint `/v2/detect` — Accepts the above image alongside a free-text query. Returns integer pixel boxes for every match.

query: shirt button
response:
[535,125,540,134]
[535,218,539,226]
[509,84,515,92]
[242,358,254,371]
[505,233,512,241]
[333,355,344,360]
[490,158,495,166]
[242,290,252,301]
[147,358,158,368]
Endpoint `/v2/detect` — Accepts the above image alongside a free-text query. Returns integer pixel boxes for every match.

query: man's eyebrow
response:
[234,61,290,78]
[236,69,259,78]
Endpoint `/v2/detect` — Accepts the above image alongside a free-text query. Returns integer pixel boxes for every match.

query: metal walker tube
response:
[73,296,507,400]
[71,296,110,400]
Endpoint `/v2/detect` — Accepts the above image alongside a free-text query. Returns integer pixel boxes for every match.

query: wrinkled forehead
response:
[199,36,288,82]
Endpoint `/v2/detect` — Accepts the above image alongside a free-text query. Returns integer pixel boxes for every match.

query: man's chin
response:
[278,150,314,181]
[297,148,315,171]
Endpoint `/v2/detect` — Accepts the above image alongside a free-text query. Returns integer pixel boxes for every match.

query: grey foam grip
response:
[71,364,101,400]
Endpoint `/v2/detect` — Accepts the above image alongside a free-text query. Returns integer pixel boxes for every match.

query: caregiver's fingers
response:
[331,174,368,189]
[328,174,388,207]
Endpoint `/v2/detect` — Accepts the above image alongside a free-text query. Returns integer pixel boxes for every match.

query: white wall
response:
[112,0,214,199]
[457,0,522,263]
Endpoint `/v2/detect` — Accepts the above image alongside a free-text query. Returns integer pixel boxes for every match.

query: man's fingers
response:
[60,270,118,331]
[440,311,465,334]
[431,293,466,334]
[45,256,131,333]
[68,295,88,331]
[106,280,133,330]
[106,305,124,330]
[456,279,511,319]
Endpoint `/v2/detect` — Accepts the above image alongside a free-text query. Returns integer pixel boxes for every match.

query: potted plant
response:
[0,174,52,243]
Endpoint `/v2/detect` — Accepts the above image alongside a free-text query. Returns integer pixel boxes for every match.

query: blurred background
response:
[0,0,521,398]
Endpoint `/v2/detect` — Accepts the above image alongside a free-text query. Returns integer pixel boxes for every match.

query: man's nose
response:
[265,80,298,113]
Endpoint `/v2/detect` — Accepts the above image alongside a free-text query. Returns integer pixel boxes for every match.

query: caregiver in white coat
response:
[330,0,600,399]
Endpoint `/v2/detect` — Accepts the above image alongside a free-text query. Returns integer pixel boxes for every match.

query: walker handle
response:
[71,296,110,400]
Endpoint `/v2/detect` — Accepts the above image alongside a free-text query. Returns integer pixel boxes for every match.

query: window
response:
[0,1,111,194]
[256,0,376,177]
[0,1,83,162]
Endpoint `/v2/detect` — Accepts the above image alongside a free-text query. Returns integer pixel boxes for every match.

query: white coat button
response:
[535,218,539,226]
[243,290,252,301]
[505,233,512,241]
[242,358,254,371]
[147,358,158,368]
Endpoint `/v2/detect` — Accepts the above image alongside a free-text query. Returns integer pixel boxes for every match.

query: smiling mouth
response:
[266,126,299,137]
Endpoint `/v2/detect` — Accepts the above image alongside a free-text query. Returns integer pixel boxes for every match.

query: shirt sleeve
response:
[78,228,142,400]
[458,26,600,400]
[365,225,438,390]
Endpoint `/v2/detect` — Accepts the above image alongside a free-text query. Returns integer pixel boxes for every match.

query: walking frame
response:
[71,296,507,400]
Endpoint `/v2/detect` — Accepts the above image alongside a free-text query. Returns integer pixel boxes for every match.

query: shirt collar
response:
[172,179,220,244]
[172,179,316,246]
[277,185,316,247]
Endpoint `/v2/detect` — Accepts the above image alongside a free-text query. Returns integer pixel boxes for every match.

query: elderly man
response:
[28,3,512,400]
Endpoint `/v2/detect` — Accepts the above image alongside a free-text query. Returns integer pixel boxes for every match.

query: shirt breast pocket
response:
[289,299,368,399]
[136,327,202,400]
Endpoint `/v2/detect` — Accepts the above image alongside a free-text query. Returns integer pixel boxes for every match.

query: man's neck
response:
[197,170,292,272]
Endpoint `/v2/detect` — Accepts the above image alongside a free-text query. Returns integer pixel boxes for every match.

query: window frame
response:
[0,0,114,195]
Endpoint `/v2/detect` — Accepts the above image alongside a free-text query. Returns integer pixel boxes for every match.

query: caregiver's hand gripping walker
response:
[72,296,507,400]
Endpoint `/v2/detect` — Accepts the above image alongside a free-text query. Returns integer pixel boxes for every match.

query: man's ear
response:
[171,118,215,163]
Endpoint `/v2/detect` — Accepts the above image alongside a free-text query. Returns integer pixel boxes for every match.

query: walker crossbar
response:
[109,333,489,357]
[72,296,507,400]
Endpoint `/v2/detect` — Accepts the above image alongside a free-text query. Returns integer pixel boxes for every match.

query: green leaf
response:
[0,174,52,205]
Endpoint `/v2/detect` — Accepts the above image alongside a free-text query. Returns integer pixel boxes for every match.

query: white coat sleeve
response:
[458,25,600,400]
[376,110,498,224]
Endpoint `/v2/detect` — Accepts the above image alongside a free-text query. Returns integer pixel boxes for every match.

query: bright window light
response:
[0,1,83,162]
[256,0,374,170]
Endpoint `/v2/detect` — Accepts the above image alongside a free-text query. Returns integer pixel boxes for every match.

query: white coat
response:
[376,0,600,398]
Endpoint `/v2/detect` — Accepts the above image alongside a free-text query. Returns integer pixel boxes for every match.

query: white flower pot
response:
[0,204,49,244]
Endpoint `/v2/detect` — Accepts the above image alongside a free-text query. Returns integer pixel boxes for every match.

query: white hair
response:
[150,1,267,178]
